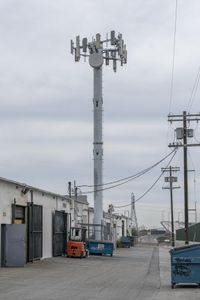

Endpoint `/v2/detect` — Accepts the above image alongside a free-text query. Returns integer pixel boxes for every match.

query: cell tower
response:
[71,31,127,240]
[131,193,138,235]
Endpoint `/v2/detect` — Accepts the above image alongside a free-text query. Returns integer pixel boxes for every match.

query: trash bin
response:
[127,236,134,247]
[87,240,114,256]
[170,244,200,288]
[120,236,131,248]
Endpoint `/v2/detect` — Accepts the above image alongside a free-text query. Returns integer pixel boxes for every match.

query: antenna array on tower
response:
[70,30,127,72]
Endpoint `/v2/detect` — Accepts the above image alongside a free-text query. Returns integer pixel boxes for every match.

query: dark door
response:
[1,224,26,267]
[122,220,125,237]
[27,203,43,262]
[52,211,68,256]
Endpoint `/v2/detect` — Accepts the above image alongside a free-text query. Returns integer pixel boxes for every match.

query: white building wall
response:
[0,181,28,224]
[0,179,72,265]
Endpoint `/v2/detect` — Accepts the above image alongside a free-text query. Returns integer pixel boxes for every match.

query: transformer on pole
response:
[71,31,127,240]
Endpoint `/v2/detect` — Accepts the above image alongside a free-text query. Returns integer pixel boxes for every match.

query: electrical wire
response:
[78,148,177,189]
[169,0,178,113]
[114,148,178,208]
[187,66,200,113]
[83,148,178,197]
[165,0,178,158]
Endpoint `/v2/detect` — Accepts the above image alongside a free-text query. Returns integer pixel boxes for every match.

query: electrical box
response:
[175,127,184,139]
[187,128,194,138]
[165,176,177,183]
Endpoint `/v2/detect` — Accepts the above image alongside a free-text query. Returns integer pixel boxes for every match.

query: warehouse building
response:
[0,176,132,267]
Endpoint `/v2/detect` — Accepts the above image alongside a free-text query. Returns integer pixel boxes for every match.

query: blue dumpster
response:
[127,236,135,247]
[170,244,200,288]
[121,236,131,248]
[87,240,114,256]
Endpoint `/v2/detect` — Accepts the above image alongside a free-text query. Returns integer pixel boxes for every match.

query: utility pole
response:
[71,31,127,240]
[183,111,189,245]
[108,204,114,241]
[168,111,200,244]
[162,166,180,247]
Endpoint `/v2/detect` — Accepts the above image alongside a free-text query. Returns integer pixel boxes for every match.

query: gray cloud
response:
[0,0,200,227]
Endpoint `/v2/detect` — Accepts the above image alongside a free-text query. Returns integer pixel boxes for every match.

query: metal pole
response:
[30,190,34,262]
[69,213,71,240]
[195,201,197,224]
[68,181,72,198]
[88,209,90,239]
[71,31,127,241]
[183,111,189,244]
[93,66,103,240]
[169,166,175,247]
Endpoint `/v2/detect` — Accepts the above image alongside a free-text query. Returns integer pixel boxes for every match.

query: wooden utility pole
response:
[183,111,189,244]
[162,166,180,247]
[168,111,200,244]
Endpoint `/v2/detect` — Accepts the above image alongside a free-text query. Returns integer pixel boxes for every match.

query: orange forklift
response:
[66,227,88,258]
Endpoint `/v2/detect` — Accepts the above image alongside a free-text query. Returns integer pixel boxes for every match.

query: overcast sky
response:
[1,0,200,227]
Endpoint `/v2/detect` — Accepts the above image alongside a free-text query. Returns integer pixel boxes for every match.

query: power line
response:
[187,66,200,112]
[113,149,178,208]
[169,0,178,113]
[78,148,177,189]
[165,0,178,160]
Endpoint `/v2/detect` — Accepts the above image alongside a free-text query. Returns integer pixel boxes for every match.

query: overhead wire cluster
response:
[78,148,178,195]
[114,148,178,208]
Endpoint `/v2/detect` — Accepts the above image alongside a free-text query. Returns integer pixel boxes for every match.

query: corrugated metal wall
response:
[176,223,200,242]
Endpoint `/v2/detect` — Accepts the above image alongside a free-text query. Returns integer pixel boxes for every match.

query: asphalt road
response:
[0,246,160,300]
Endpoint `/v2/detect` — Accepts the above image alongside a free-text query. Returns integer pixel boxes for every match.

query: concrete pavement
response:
[0,246,159,300]
[0,245,200,300]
